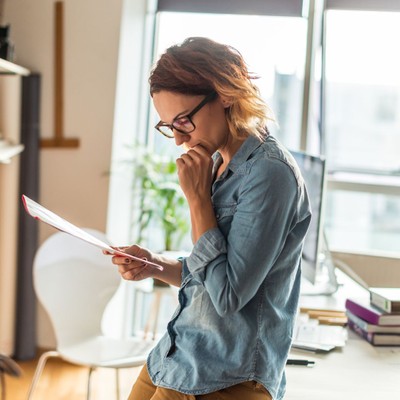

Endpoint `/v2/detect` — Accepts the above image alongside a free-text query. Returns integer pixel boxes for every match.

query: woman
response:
[111,37,311,400]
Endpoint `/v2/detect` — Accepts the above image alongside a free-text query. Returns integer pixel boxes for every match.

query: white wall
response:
[2,0,147,348]
[3,0,123,243]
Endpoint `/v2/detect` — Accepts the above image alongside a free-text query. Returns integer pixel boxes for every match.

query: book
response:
[345,298,400,326]
[299,307,348,326]
[346,310,400,334]
[369,287,400,313]
[348,319,400,346]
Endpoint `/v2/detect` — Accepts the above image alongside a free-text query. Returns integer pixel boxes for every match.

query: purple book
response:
[345,298,400,326]
[348,319,400,346]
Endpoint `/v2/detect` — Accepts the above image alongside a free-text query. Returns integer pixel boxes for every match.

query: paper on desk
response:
[21,195,163,271]
[291,313,348,353]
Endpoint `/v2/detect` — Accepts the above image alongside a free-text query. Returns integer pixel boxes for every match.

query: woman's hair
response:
[149,37,274,140]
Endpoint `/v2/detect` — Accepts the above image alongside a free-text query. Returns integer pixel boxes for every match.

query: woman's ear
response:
[219,95,232,109]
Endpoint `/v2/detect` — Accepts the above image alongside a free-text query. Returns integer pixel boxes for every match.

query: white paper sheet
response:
[22,194,163,271]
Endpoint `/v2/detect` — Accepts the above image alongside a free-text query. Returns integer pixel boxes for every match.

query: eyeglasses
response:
[155,92,217,138]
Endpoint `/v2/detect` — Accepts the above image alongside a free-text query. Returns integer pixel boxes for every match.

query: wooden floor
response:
[3,352,142,400]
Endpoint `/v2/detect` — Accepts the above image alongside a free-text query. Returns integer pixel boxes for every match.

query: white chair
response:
[27,229,156,400]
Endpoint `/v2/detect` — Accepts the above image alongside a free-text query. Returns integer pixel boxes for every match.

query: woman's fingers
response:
[114,257,150,281]
[120,264,149,281]
[108,245,154,282]
[103,245,129,256]
[178,146,209,165]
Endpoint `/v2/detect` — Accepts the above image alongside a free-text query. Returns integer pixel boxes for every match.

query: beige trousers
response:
[128,364,272,400]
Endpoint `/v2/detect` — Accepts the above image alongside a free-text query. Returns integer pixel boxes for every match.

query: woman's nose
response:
[174,131,190,147]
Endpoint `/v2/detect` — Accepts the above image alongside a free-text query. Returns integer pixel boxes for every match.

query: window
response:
[323,9,400,256]
[108,0,400,273]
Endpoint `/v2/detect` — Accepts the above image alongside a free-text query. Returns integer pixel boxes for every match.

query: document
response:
[22,195,163,271]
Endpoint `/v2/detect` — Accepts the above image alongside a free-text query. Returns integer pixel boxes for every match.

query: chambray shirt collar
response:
[212,134,264,176]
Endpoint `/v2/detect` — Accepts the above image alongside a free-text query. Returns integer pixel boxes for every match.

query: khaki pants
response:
[128,364,272,400]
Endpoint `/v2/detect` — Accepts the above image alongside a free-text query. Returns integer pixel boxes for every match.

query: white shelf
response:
[0,140,24,164]
[0,60,30,163]
[0,58,30,76]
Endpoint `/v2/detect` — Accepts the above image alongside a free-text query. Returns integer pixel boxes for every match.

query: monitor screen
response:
[290,150,326,284]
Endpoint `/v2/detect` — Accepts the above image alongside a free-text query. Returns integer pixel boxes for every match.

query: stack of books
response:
[345,288,400,346]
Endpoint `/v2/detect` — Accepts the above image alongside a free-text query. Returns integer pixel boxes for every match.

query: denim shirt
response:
[147,135,311,400]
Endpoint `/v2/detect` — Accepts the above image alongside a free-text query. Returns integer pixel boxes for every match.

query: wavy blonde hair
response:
[149,37,274,140]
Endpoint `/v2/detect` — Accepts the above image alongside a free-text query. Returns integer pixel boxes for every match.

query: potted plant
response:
[130,146,190,285]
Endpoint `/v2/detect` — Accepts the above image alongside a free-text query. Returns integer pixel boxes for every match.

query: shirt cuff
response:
[186,227,227,281]
[180,257,191,282]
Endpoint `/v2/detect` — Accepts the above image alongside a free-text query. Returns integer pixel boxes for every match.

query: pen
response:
[286,359,315,366]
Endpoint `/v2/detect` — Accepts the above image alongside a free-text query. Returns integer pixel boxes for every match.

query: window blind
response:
[326,0,400,12]
[157,0,304,17]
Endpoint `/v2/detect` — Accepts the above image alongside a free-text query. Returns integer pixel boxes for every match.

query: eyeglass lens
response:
[156,92,217,138]
[159,116,195,137]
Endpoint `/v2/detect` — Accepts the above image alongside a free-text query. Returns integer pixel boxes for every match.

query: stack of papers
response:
[292,309,348,353]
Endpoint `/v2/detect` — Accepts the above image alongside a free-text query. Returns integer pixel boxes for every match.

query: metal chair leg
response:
[86,367,95,400]
[26,350,60,400]
[144,291,162,340]
[115,368,120,400]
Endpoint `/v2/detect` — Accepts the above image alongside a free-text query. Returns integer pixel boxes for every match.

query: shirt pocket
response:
[214,203,237,222]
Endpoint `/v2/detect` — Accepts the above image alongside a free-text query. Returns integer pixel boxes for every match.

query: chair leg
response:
[86,367,95,400]
[144,291,162,340]
[1,371,5,400]
[115,368,120,400]
[26,350,60,400]
[151,292,162,340]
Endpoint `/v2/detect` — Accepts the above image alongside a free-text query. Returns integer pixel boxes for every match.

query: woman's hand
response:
[176,145,213,202]
[107,245,156,281]
[104,246,185,287]
[176,144,217,243]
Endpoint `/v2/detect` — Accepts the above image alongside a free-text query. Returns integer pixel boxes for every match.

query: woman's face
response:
[152,91,230,154]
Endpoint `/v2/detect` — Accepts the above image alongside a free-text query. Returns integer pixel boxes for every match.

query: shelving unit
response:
[0,58,30,76]
[0,58,32,356]
[0,59,30,163]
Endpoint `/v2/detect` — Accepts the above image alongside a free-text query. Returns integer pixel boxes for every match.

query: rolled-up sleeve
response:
[185,227,227,282]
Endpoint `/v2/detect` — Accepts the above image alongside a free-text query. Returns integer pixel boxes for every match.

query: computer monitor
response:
[290,150,338,295]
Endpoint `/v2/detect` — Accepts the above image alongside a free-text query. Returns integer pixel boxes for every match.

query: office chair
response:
[27,229,156,400]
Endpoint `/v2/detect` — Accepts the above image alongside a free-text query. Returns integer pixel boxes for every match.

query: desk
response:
[285,271,400,400]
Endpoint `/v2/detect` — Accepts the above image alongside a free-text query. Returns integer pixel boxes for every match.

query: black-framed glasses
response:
[155,92,217,138]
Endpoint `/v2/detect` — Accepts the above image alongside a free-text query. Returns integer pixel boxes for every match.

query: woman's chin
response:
[182,143,191,152]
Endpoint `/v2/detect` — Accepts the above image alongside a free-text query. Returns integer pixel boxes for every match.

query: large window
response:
[108,0,400,266]
[323,9,400,256]
[146,5,400,257]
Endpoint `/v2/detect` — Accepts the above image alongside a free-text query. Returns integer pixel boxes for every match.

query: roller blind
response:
[157,0,304,17]
[326,0,400,12]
